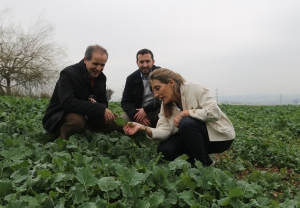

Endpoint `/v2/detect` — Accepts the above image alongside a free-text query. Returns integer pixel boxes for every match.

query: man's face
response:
[84,52,108,78]
[136,53,155,77]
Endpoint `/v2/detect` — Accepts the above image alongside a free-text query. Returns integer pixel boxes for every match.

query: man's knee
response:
[64,113,85,128]
[60,113,85,139]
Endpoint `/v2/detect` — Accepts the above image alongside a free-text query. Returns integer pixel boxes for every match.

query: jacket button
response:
[191,107,194,109]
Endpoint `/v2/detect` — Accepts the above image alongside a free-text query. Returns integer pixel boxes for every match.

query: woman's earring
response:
[171,86,174,91]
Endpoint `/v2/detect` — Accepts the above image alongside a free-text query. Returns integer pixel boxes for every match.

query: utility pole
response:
[216,88,219,104]
[222,90,224,103]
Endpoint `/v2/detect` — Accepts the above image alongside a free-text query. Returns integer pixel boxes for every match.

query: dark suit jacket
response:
[121,65,161,120]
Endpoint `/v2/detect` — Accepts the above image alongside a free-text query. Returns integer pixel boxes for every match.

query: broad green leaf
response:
[256,197,270,206]
[237,181,260,198]
[148,192,164,207]
[37,169,52,178]
[6,200,27,208]
[0,180,13,198]
[110,191,119,199]
[0,148,32,161]
[164,192,178,205]
[107,201,127,208]
[168,155,190,170]
[54,152,72,162]
[55,138,69,151]
[11,160,31,171]
[152,166,168,186]
[97,177,119,192]
[15,181,28,192]
[115,117,128,126]
[228,187,244,198]
[79,202,98,208]
[178,190,195,206]
[72,152,93,167]
[230,198,248,208]
[224,178,238,192]
[75,168,97,187]
[35,193,48,203]
[109,137,119,142]
[279,199,299,207]
[66,143,78,149]
[121,168,146,186]
[217,197,231,206]
[178,172,196,190]
[49,191,59,198]
[136,200,150,208]
[214,168,230,186]
[72,184,87,204]
[51,172,66,184]
[10,167,29,183]
[121,184,133,197]
[20,195,38,207]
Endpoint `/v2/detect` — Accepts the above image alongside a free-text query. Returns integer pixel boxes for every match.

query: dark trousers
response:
[52,113,122,139]
[157,116,233,166]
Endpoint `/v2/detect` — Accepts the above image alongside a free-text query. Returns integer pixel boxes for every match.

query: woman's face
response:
[151,79,174,104]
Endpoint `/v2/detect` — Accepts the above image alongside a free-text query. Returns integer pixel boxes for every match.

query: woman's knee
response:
[179,116,204,130]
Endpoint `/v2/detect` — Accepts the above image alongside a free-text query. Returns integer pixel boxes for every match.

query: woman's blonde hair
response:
[149,68,185,118]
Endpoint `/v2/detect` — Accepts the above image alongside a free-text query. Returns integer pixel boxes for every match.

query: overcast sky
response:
[2,0,300,101]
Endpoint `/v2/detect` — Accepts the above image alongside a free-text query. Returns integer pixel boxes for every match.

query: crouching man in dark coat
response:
[42,44,121,139]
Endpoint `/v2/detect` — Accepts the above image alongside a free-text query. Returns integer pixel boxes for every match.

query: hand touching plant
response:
[123,122,143,135]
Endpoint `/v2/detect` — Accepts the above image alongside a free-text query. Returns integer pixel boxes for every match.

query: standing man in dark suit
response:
[121,49,161,128]
[43,44,121,139]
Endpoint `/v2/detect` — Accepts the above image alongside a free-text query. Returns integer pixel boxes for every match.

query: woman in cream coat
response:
[123,68,235,167]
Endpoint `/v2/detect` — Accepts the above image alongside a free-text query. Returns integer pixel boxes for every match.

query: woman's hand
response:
[174,110,190,127]
[174,113,183,127]
[123,122,143,135]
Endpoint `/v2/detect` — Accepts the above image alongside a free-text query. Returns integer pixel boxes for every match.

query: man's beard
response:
[140,67,151,74]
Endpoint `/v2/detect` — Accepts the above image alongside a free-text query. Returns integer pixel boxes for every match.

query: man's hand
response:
[104,108,115,124]
[88,97,97,103]
[134,108,147,123]
[140,117,151,127]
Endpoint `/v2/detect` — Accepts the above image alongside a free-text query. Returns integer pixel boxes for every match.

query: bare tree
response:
[106,88,114,101]
[0,9,66,96]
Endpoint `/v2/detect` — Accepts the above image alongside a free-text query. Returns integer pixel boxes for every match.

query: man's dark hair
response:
[85,45,108,60]
[136,49,154,61]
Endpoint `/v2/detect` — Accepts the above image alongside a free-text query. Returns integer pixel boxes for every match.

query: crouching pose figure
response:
[43,45,121,139]
[123,68,235,167]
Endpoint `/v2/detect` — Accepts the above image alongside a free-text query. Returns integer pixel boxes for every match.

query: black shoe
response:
[207,155,215,167]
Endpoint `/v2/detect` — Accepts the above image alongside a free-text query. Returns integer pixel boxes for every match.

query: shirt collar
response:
[140,69,153,80]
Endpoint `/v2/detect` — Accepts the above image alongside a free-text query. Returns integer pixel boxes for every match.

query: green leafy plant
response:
[0,96,300,207]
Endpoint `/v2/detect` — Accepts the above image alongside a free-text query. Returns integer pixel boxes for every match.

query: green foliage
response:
[0,96,300,207]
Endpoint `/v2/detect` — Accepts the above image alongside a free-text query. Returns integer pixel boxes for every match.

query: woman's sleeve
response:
[146,105,173,142]
[189,85,221,122]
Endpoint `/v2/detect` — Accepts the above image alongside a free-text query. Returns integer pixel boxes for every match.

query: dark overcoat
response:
[42,59,107,132]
